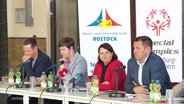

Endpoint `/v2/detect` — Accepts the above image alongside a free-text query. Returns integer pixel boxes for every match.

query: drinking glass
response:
[165,89,174,104]
[30,76,35,89]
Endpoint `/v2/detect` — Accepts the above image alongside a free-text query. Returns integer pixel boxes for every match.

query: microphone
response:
[18,58,33,67]
[69,73,82,84]
[55,68,68,80]
[114,65,126,71]
[59,68,68,77]
[16,58,33,88]
[47,60,64,70]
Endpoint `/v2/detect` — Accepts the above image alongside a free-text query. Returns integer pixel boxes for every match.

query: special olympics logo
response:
[146,9,171,36]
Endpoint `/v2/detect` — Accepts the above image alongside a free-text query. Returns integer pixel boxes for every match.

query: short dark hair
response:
[23,35,37,48]
[135,36,153,50]
[97,43,118,65]
[58,37,75,51]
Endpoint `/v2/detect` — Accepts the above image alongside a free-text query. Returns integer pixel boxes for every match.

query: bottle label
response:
[149,92,154,103]
[154,93,161,100]
[149,93,154,98]
[90,86,99,96]
[16,78,21,84]
[41,82,47,88]
[48,81,53,88]
[9,79,14,85]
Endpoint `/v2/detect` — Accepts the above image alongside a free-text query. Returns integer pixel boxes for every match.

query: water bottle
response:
[15,69,21,84]
[154,80,161,103]
[8,68,14,86]
[41,71,47,90]
[149,80,155,103]
[90,75,99,96]
[47,71,53,89]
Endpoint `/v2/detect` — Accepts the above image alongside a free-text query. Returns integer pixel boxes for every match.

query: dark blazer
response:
[125,52,172,95]
[23,49,53,78]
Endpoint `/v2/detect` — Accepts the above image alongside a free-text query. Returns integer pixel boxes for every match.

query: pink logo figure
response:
[146,9,171,36]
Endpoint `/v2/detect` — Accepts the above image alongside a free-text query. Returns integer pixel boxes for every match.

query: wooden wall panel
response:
[8,38,46,70]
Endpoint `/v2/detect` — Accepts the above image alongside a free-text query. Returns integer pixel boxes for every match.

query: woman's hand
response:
[59,58,66,68]
[102,81,110,85]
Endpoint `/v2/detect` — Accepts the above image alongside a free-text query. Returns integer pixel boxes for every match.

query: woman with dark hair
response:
[56,37,89,87]
[91,43,126,91]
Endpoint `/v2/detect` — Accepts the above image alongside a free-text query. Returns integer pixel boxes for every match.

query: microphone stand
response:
[16,65,30,88]
[69,82,80,92]
[108,70,125,97]
[46,68,61,92]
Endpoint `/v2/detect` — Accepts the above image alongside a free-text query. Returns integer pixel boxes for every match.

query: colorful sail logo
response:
[88,9,122,29]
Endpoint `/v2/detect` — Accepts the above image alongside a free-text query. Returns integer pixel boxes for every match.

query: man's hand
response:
[2,76,8,83]
[22,55,31,62]
[133,86,149,94]
[35,77,41,85]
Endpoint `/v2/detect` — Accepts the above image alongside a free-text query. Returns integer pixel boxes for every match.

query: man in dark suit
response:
[7,35,53,104]
[22,35,53,83]
[125,36,172,95]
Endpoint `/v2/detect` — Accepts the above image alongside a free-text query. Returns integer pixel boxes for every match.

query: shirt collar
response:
[137,56,148,66]
[32,56,38,68]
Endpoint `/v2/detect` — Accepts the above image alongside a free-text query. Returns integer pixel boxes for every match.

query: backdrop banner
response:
[136,0,182,82]
[78,0,131,75]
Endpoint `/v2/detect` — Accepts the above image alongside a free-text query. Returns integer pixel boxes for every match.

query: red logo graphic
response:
[146,9,171,36]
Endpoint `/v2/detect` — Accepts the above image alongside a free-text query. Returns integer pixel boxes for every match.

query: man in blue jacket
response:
[125,36,172,95]
[22,35,53,83]
[7,35,53,104]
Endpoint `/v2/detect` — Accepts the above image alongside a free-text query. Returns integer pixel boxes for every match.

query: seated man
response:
[124,36,172,95]
[5,35,53,104]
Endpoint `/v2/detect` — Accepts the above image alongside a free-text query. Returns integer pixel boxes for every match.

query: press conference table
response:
[0,82,183,104]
